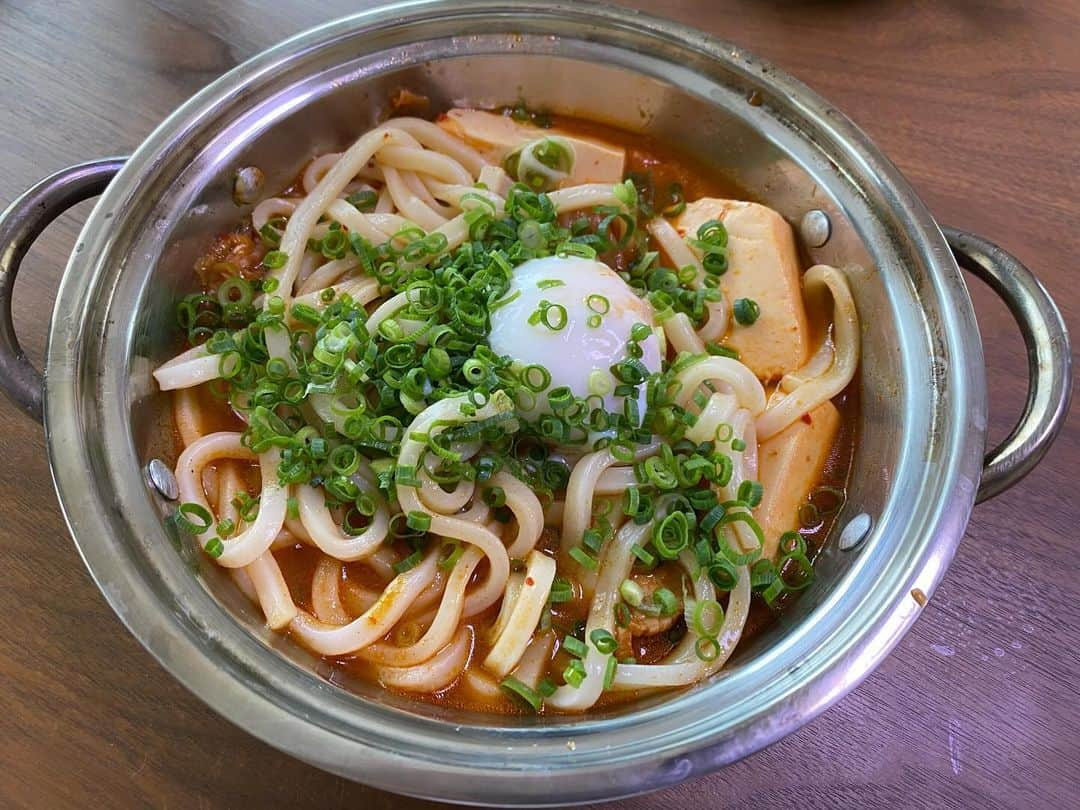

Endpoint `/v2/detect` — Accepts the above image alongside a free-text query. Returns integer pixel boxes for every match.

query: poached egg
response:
[488,255,661,416]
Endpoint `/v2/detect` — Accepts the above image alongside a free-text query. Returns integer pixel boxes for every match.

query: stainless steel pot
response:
[0,2,1071,805]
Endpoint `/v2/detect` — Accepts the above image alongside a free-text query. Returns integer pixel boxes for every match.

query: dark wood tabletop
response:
[1,1,1076,808]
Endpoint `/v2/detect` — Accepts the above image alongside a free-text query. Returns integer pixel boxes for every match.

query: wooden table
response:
[1,1,1076,807]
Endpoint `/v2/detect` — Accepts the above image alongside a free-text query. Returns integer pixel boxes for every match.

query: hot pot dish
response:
[0,2,1069,805]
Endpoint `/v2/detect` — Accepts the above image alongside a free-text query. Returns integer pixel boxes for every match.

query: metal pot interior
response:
[49,5,981,798]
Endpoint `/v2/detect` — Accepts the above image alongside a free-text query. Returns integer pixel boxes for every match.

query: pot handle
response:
[943,226,1073,502]
[0,158,126,423]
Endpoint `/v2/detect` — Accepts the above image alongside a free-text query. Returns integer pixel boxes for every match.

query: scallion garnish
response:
[562,634,588,659]
[732,297,761,325]
[589,628,617,655]
[500,676,543,711]
[562,658,587,688]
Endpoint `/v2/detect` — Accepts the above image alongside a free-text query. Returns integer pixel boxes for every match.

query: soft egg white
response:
[488,255,660,416]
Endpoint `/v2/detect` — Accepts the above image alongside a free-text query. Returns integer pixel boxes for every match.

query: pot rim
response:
[41,1,985,805]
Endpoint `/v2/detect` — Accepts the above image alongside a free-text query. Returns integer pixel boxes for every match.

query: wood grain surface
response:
[0,1,1076,808]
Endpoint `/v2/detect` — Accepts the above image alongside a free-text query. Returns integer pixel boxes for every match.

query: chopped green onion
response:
[733,298,760,325]
[630,322,652,342]
[396,465,422,487]
[705,341,740,359]
[500,675,543,711]
[483,485,507,508]
[692,599,724,638]
[737,479,764,508]
[392,550,423,574]
[204,536,224,558]
[695,635,721,662]
[603,654,618,689]
[176,502,213,535]
[654,587,678,617]
[538,302,567,331]
[438,541,464,571]
[569,546,599,570]
[619,578,644,607]
[521,364,552,392]
[590,628,617,654]
[585,294,610,314]
[653,510,690,559]
[563,634,588,659]
[406,510,432,532]
[262,250,288,269]
[582,528,603,553]
[549,576,574,604]
[347,189,378,211]
[563,658,586,688]
[630,544,656,567]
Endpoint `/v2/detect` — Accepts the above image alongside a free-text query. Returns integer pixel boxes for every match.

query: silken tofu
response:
[675,199,810,382]
[436,109,625,186]
[755,401,840,561]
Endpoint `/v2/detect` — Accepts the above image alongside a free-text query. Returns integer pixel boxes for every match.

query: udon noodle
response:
[154,104,859,713]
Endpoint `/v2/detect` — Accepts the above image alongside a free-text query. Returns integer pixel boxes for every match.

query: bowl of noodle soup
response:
[0,1,1069,805]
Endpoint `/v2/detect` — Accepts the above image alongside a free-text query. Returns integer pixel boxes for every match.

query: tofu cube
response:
[675,198,810,381]
[755,401,841,561]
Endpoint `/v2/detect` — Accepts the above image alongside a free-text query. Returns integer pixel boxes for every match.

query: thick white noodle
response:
[491,470,545,559]
[402,170,456,217]
[244,552,298,629]
[546,184,623,213]
[324,199,396,244]
[756,265,858,440]
[361,546,484,666]
[611,564,750,689]
[483,550,556,679]
[418,466,475,514]
[172,387,203,447]
[487,573,524,645]
[665,312,706,355]
[546,517,655,711]
[376,626,473,692]
[218,463,296,629]
[271,126,415,303]
[296,482,389,561]
[375,185,394,213]
[153,345,219,391]
[387,117,489,178]
[251,197,298,231]
[377,144,473,185]
[382,165,446,230]
[560,448,619,593]
[174,432,287,569]
[674,356,767,415]
[311,556,351,624]
[296,255,360,296]
[289,276,381,315]
[593,465,638,495]
[303,153,343,192]
[648,217,728,340]
[395,394,515,619]
[779,331,835,394]
[510,630,556,688]
[289,550,439,655]
[477,164,513,197]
